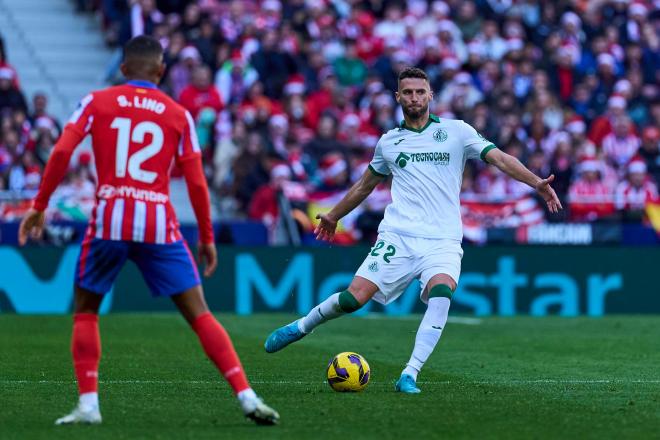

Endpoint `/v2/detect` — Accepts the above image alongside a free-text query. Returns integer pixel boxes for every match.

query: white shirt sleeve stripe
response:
[110,199,125,241]
[95,200,106,239]
[155,204,166,244]
[184,111,201,153]
[133,201,146,242]
[68,94,94,124]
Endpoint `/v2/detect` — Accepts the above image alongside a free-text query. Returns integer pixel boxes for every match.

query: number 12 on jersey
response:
[110,117,164,184]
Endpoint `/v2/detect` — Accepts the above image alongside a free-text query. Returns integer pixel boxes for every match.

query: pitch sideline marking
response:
[362,315,482,325]
[2,379,659,385]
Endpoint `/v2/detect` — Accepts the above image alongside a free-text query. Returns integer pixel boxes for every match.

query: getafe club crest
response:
[368,261,379,272]
[433,129,448,142]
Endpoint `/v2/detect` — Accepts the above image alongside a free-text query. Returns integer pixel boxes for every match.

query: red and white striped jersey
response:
[615,180,658,210]
[35,81,207,244]
[568,178,614,203]
[601,133,640,169]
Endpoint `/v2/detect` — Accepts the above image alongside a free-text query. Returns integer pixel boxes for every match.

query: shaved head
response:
[121,35,165,83]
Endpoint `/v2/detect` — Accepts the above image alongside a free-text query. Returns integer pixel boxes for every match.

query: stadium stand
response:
[1,0,659,244]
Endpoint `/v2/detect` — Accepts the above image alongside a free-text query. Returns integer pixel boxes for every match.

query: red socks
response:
[70,312,249,396]
[192,312,250,394]
[72,313,101,394]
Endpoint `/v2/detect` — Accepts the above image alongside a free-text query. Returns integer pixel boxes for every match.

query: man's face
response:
[34,95,47,112]
[192,67,210,89]
[630,171,645,187]
[396,77,432,120]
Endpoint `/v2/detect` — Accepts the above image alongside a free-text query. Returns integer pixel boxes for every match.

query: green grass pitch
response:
[1,313,659,439]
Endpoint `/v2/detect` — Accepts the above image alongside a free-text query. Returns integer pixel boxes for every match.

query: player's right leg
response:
[171,286,279,425]
[263,276,378,353]
[56,238,128,425]
[55,287,105,425]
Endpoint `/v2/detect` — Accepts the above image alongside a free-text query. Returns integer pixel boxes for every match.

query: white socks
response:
[237,388,259,413]
[79,392,99,409]
[298,293,345,334]
[402,297,451,380]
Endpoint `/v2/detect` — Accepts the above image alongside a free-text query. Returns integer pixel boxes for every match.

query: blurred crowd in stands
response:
[2,0,660,241]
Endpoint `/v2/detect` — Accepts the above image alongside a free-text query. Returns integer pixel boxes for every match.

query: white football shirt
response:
[369,114,496,240]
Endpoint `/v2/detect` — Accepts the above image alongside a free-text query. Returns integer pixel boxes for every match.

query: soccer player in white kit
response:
[264,67,562,393]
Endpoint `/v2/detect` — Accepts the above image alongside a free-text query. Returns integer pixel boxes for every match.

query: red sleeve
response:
[33,94,94,211]
[180,157,214,244]
[178,111,214,244]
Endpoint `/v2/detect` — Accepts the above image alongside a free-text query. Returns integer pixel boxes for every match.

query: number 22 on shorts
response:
[369,241,396,263]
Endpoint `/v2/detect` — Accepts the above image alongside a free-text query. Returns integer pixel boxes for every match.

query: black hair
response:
[123,35,163,62]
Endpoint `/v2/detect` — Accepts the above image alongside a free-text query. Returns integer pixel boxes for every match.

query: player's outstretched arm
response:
[19,127,86,245]
[315,168,384,241]
[484,148,563,213]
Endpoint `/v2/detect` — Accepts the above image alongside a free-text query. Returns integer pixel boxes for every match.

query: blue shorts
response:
[75,238,201,296]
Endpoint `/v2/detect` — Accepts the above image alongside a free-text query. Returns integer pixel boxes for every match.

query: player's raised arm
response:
[484,147,563,213]
[315,167,384,241]
[177,111,217,276]
[19,95,94,245]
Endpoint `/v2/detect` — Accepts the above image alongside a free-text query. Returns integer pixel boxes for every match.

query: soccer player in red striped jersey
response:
[18,36,279,426]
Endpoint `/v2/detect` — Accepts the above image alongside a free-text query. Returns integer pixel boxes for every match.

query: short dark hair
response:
[398,67,428,84]
[123,35,163,62]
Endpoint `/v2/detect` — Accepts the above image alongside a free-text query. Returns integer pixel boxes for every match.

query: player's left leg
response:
[396,274,456,394]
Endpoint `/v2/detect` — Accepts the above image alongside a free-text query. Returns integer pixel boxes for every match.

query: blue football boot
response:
[395,374,421,394]
[264,320,307,353]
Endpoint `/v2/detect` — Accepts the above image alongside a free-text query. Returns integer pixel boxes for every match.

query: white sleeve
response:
[461,121,496,162]
[368,137,391,177]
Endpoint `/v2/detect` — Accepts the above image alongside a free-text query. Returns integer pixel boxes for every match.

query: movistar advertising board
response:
[0,246,657,315]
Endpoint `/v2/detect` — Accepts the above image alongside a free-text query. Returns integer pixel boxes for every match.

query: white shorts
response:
[355,232,463,305]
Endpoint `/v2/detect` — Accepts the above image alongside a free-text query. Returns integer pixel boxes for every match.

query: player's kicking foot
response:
[240,395,280,425]
[264,319,306,353]
[395,374,421,394]
[55,404,102,425]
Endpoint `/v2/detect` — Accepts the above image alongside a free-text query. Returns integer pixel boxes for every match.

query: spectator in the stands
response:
[119,0,163,45]
[304,114,348,165]
[602,115,640,171]
[333,39,367,88]
[178,64,222,119]
[166,45,202,100]
[569,158,615,221]
[0,68,27,114]
[615,160,658,221]
[232,132,269,212]
[215,50,259,105]
[638,126,660,184]
[0,37,20,89]
[29,92,60,134]
[315,152,349,193]
[250,29,295,99]
[589,95,628,146]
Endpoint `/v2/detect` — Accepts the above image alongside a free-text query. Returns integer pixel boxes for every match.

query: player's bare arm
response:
[484,147,563,213]
[315,169,384,241]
